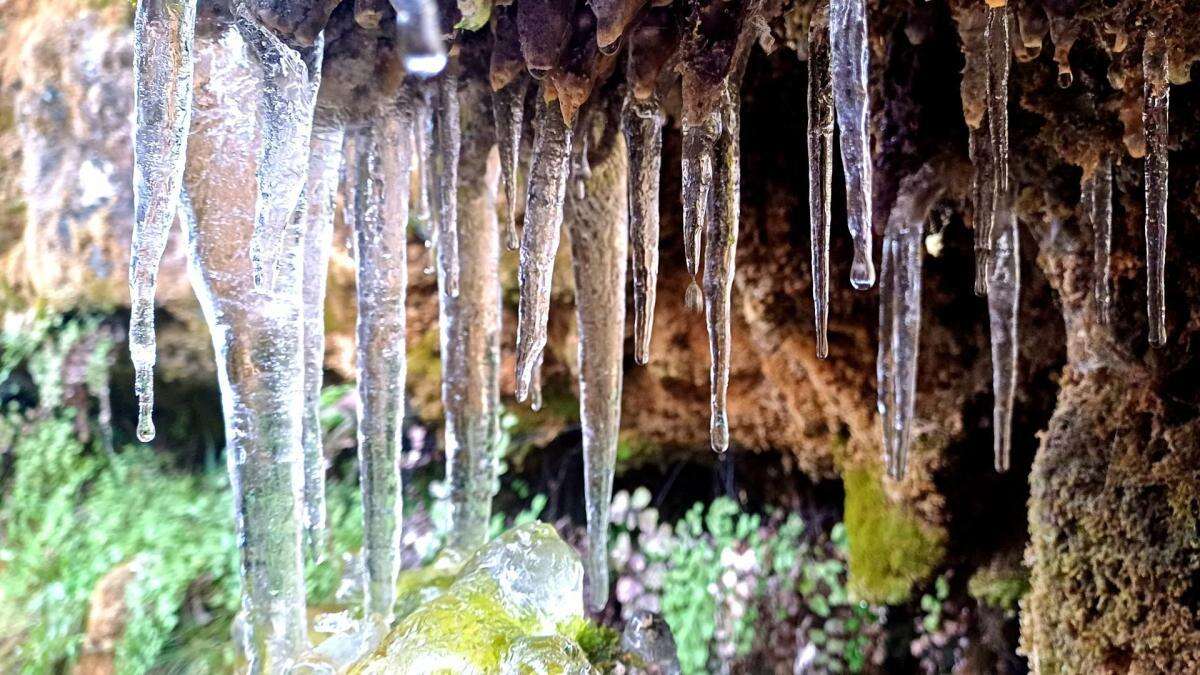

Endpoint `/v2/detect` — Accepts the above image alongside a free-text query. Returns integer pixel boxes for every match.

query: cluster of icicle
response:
[129,0,1180,669]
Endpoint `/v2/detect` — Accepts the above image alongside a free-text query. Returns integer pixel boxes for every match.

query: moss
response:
[393,548,465,621]
[616,432,661,467]
[842,466,945,605]
[405,327,443,421]
[968,560,1029,614]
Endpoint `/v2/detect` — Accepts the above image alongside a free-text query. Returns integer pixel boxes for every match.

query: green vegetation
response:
[842,466,946,604]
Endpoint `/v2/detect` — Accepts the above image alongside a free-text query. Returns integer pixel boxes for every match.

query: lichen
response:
[842,466,945,605]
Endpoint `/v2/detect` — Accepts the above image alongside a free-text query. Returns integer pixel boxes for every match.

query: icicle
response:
[680,101,719,297]
[391,0,449,76]
[234,1,320,291]
[432,69,462,298]
[352,98,415,624]
[969,123,995,296]
[807,6,834,359]
[183,26,309,668]
[129,0,198,443]
[439,80,502,551]
[1085,157,1114,325]
[299,118,344,560]
[514,97,573,401]
[1014,2,1047,62]
[622,95,664,365]
[413,88,434,240]
[704,83,741,455]
[571,112,593,200]
[566,114,628,613]
[490,3,527,251]
[877,167,941,480]
[493,77,528,251]
[976,5,1010,294]
[1143,32,1169,347]
[985,7,1010,197]
[988,196,1019,473]
[830,0,875,290]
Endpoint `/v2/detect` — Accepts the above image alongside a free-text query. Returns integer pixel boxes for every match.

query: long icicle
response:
[988,194,1019,473]
[1143,31,1169,346]
[878,167,941,479]
[808,5,834,358]
[234,1,320,291]
[493,76,529,251]
[622,94,664,365]
[515,96,573,401]
[433,67,462,298]
[439,79,502,551]
[679,98,720,309]
[182,26,308,667]
[978,4,1010,294]
[129,0,198,443]
[704,83,741,455]
[1086,157,1114,325]
[352,96,415,624]
[299,116,344,560]
[830,0,875,290]
[568,114,628,613]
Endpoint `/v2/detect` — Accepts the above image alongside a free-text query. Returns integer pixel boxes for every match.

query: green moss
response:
[393,549,465,621]
[616,432,661,467]
[968,561,1029,613]
[558,617,621,668]
[842,466,945,605]
[406,328,443,420]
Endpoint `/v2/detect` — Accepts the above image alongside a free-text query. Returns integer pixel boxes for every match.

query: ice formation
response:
[1084,157,1114,325]
[567,116,628,611]
[878,166,941,480]
[830,0,875,290]
[440,79,503,551]
[351,98,415,624]
[807,5,834,358]
[299,118,344,559]
[233,1,321,291]
[129,0,1188,664]
[1143,31,1169,346]
[988,197,1019,473]
[129,0,198,443]
[622,94,664,365]
[514,98,573,401]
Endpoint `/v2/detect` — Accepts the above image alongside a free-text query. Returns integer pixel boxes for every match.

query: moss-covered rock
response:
[842,466,945,605]
[353,523,596,674]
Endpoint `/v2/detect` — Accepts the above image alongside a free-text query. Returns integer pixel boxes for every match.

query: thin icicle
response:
[515,98,573,401]
[493,76,529,251]
[234,1,320,291]
[988,197,1019,473]
[129,0,198,443]
[439,80,502,551]
[877,167,941,480]
[680,103,720,305]
[622,95,664,365]
[414,89,434,240]
[391,0,449,75]
[299,119,344,560]
[1085,157,1114,325]
[978,5,1011,294]
[969,123,995,296]
[567,117,628,613]
[1143,31,1169,346]
[830,0,875,290]
[808,5,834,359]
[352,99,415,624]
[704,84,741,455]
[432,69,462,298]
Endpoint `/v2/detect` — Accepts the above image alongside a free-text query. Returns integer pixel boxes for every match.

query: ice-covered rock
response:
[620,610,681,675]
[500,635,596,675]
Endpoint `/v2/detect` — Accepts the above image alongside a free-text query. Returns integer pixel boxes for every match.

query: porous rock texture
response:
[0,0,1198,668]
